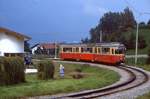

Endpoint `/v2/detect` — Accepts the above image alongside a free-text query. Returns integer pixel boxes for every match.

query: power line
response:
[142,12,150,15]
[124,0,150,16]
[124,0,141,15]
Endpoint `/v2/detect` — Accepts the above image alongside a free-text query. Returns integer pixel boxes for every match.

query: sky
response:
[0,0,150,45]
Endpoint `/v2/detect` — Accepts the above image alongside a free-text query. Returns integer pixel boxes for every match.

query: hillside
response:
[125,28,150,55]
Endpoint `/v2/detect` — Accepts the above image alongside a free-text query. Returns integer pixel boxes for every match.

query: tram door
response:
[97,47,101,54]
[110,48,115,55]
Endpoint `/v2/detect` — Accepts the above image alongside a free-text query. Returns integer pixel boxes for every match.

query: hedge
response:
[0,57,25,86]
[147,48,150,64]
[37,60,55,80]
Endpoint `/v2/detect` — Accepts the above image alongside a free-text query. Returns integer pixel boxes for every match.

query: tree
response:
[85,7,136,43]
[126,33,135,49]
[139,22,146,29]
[90,27,101,43]
[139,22,145,26]
[138,35,147,49]
[126,34,147,49]
[123,7,136,29]
[118,34,127,45]
[100,12,121,34]
[147,19,150,25]
[81,37,90,44]
[24,41,31,52]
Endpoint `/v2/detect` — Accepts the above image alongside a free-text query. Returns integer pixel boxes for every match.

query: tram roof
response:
[60,42,125,48]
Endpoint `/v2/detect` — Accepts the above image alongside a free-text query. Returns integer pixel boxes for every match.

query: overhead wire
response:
[124,0,142,15]
[123,0,150,21]
[124,0,150,15]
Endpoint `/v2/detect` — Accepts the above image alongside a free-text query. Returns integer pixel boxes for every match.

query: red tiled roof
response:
[40,43,56,49]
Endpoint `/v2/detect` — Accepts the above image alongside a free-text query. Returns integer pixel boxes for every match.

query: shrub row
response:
[0,57,25,86]
[37,60,55,80]
[147,48,150,64]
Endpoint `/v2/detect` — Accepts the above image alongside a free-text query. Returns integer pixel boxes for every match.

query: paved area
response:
[25,69,37,74]
[126,54,148,58]
[100,66,150,99]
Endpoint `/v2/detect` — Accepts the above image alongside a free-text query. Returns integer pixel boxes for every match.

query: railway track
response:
[53,61,149,99]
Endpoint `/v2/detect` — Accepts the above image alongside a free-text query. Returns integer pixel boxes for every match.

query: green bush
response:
[37,60,55,80]
[71,72,84,79]
[0,57,25,86]
[0,57,5,85]
[147,48,150,64]
[32,54,52,60]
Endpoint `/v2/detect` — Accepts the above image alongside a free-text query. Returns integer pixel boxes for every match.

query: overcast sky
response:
[0,0,150,44]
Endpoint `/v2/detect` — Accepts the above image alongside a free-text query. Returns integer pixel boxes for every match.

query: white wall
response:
[0,32,24,56]
[31,46,38,55]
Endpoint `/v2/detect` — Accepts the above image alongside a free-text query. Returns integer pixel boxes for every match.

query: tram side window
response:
[81,48,84,53]
[81,47,92,53]
[95,48,97,53]
[87,48,92,53]
[102,48,110,54]
[97,48,101,54]
[73,48,76,52]
[76,47,79,53]
[63,48,72,53]
[72,47,79,53]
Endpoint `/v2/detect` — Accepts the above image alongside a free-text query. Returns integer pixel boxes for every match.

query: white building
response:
[31,43,57,57]
[31,44,40,55]
[0,27,31,57]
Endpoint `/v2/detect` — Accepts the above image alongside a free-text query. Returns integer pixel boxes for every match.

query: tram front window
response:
[115,49,124,54]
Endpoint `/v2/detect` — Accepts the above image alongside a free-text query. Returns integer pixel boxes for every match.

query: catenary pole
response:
[100,31,102,43]
[54,42,57,59]
[135,22,139,64]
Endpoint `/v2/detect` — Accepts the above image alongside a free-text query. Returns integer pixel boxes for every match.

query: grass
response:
[125,57,150,99]
[137,94,150,99]
[126,48,149,55]
[125,58,150,71]
[0,61,120,98]
[124,28,150,55]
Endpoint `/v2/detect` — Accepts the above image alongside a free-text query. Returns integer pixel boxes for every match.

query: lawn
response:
[0,61,120,98]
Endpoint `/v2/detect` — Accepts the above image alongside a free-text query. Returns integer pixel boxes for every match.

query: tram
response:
[59,42,126,65]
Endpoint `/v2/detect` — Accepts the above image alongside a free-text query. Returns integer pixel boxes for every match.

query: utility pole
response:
[54,42,57,59]
[99,30,102,43]
[135,22,139,64]
[134,13,150,64]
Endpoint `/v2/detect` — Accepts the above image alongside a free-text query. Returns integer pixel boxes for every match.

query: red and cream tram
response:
[59,42,126,65]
